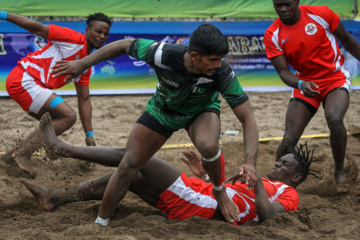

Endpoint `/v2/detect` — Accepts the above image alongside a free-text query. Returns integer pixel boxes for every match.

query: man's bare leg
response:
[11,131,42,176]
[202,156,239,222]
[323,90,350,186]
[39,112,123,167]
[20,174,112,211]
[21,155,181,213]
[188,112,239,223]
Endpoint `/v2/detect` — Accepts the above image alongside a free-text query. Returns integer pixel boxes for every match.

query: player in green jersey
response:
[51,24,259,225]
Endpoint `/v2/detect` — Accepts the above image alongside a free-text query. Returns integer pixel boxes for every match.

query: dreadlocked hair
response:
[286,142,322,184]
[86,12,113,28]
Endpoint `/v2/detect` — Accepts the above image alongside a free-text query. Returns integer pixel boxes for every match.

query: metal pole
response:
[354,0,358,19]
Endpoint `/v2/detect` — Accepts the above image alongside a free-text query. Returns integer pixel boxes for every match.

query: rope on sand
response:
[160,131,360,149]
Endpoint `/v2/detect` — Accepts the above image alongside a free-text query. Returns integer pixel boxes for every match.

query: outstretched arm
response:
[333,20,360,62]
[229,100,259,189]
[4,12,49,38]
[51,38,135,81]
[254,177,287,221]
[75,84,96,146]
[271,55,320,98]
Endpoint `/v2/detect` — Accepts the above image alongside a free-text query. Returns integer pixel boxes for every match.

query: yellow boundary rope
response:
[161,131,360,149]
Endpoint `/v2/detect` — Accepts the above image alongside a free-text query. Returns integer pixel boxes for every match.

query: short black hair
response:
[287,142,322,184]
[188,24,229,56]
[86,12,112,28]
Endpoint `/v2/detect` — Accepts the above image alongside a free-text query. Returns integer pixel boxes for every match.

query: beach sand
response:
[0,90,359,239]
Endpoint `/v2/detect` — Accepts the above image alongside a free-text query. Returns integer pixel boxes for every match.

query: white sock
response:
[95,216,110,226]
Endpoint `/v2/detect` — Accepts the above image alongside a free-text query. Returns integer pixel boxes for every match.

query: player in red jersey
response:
[264,0,360,186]
[0,11,112,176]
[21,112,319,226]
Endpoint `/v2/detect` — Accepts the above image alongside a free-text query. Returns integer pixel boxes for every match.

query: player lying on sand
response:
[21,113,320,226]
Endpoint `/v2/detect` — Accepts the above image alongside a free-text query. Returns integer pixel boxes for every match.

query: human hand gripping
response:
[299,80,320,98]
[180,150,207,179]
[50,60,88,81]
[227,163,258,190]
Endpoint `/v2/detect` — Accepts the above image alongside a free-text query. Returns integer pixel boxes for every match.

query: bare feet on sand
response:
[20,179,57,212]
[1,150,16,165]
[212,187,239,223]
[39,113,68,159]
[12,152,37,177]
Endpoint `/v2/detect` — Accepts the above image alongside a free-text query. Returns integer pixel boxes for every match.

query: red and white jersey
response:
[156,174,299,225]
[264,5,349,81]
[227,178,299,225]
[17,24,91,89]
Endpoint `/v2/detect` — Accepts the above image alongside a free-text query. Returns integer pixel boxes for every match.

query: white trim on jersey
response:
[271,28,283,52]
[196,77,215,85]
[20,61,45,85]
[308,14,341,70]
[154,42,174,71]
[167,176,218,209]
[32,42,85,82]
[226,187,252,222]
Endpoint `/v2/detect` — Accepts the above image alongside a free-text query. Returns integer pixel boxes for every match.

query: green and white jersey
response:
[129,38,248,129]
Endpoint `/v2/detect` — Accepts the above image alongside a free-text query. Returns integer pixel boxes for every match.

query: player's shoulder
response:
[300,4,332,15]
[160,43,188,70]
[265,18,282,34]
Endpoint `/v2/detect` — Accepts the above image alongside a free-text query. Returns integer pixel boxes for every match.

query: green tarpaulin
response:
[0,0,357,19]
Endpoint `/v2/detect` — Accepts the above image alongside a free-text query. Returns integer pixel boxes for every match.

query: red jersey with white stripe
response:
[156,173,299,225]
[264,5,348,81]
[17,24,91,89]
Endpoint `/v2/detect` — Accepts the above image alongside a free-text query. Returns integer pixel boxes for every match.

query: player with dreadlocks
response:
[21,113,320,226]
[1,11,112,176]
[286,142,322,185]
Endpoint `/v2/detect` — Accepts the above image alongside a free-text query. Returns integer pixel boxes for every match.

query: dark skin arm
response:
[5,13,49,38]
[51,38,135,81]
[75,84,95,146]
[270,55,320,98]
[333,20,360,62]
[227,100,259,189]
[254,176,287,221]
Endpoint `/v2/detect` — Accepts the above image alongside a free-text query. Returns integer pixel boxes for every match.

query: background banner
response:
[1,0,359,96]
[1,21,360,96]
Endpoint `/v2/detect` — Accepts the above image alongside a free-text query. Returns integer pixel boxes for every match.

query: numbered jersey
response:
[129,39,248,115]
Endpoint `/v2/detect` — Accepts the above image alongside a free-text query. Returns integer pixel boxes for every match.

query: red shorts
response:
[292,77,350,109]
[6,65,53,113]
[156,173,217,220]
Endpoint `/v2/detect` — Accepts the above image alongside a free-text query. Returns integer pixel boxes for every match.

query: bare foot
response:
[212,187,239,223]
[39,112,68,159]
[1,149,16,165]
[12,152,37,178]
[20,179,57,212]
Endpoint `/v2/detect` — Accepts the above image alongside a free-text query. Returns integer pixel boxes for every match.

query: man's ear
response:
[85,27,90,37]
[190,52,200,63]
[291,173,302,184]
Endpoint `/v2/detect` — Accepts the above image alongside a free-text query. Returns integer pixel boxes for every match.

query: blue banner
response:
[1,21,360,96]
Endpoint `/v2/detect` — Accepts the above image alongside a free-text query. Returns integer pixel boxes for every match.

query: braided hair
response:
[287,142,322,184]
[86,13,113,28]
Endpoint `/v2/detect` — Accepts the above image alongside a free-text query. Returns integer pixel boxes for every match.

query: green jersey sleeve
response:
[128,38,157,66]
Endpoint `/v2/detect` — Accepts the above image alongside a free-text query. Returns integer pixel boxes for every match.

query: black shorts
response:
[136,108,220,138]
